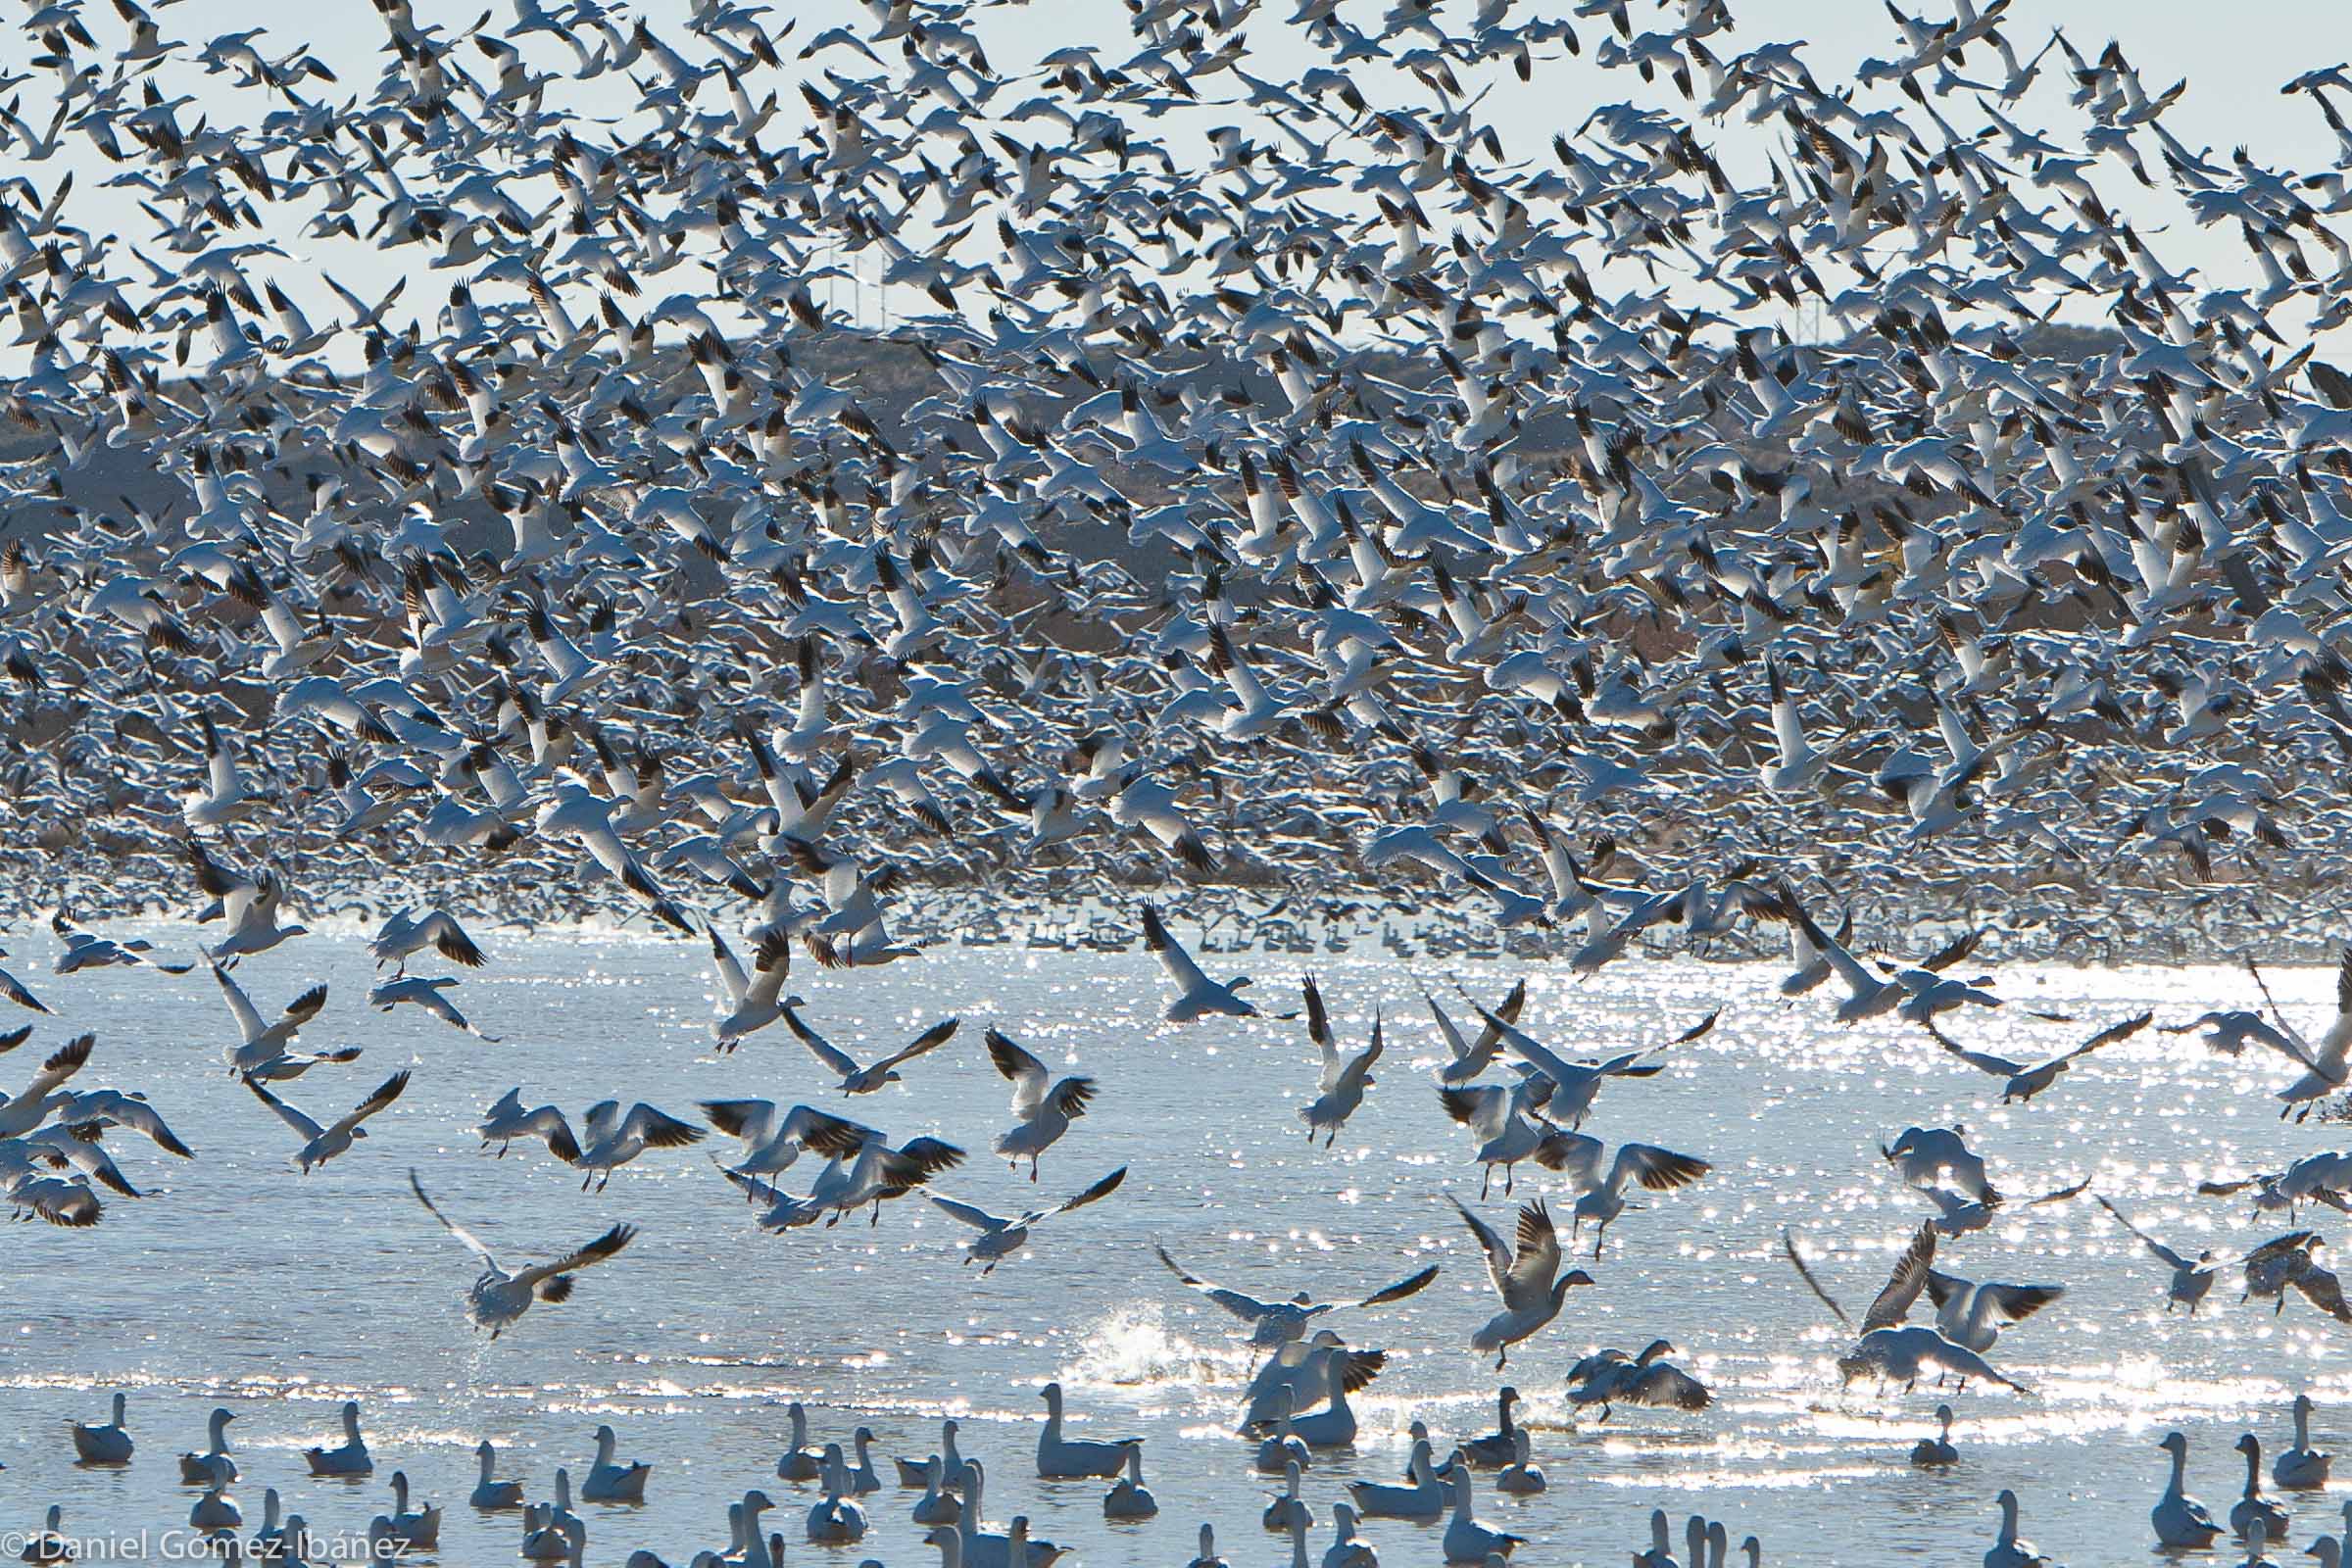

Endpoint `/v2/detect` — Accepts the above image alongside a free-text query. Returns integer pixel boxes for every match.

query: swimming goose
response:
[2153,1432,2226,1549]
[1450,1198,1593,1368]
[1264,1459,1309,1534]
[1633,1509,1679,1568]
[582,1423,650,1502]
[189,1482,242,1532]
[246,1070,410,1173]
[1440,1465,1522,1562]
[1254,1390,1312,1473]
[912,1456,962,1526]
[932,1166,1128,1272]
[381,1471,440,1548]
[1286,1350,1366,1447]
[1152,1245,1439,1349]
[1188,1523,1230,1568]
[411,1168,638,1336]
[2278,1395,2331,1489]
[1037,1381,1141,1478]
[1494,1430,1544,1494]
[1984,1490,2052,1568]
[69,1392,132,1465]
[1102,1444,1156,1519]
[1458,1389,1524,1469]
[1912,1404,1960,1466]
[21,1505,70,1564]
[957,1460,1060,1568]
[1348,1440,1446,1520]
[1322,1502,1376,1568]
[179,1407,236,1486]
[894,1418,967,1491]
[985,1028,1098,1181]
[778,1403,822,1483]
[305,1400,371,1476]
[1142,904,1256,1020]
[787,1004,960,1094]
[521,1495,583,1561]
[805,1445,865,1543]
[472,1441,525,1509]
[2232,1435,2290,1543]
[845,1428,882,1494]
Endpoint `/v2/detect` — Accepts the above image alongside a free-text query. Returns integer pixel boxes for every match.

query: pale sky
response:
[6,0,2346,349]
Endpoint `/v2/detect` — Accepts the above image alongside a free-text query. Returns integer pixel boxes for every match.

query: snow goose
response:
[2153,1432,2226,1549]
[189,1482,241,1532]
[806,1445,865,1543]
[21,1505,70,1564]
[893,1418,966,1491]
[1494,1430,1544,1495]
[985,1027,1098,1181]
[2246,950,2352,1120]
[1450,1198,1593,1368]
[708,925,796,1052]
[1188,1523,1230,1568]
[2232,1435,2290,1543]
[305,1400,371,1476]
[1984,1490,2051,1568]
[246,1070,410,1173]
[2094,1195,2218,1313]
[1912,1404,1960,1466]
[1564,1139,1712,1258]
[1322,1503,1376,1568]
[1927,1010,2154,1102]
[1142,904,1256,1020]
[1102,1445,1156,1519]
[1153,1246,1438,1350]
[1263,1459,1309,1534]
[369,975,502,1040]
[411,1168,638,1336]
[583,1423,650,1502]
[1785,1224,2032,1394]
[2277,1395,2330,1489]
[572,1101,705,1191]
[1298,978,1381,1147]
[1348,1439,1446,1520]
[787,1004,959,1094]
[211,960,350,1081]
[1241,1338,1388,1435]
[69,1392,132,1465]
[476,1090,581,1164]
[1440,1465,1522,1563]
[1926,1268,2066,1353]
[1287,1351,1363,1447]
[912,1456,962,1526]
[1565,1341,1713,1417]
[380,1471,440,1548]
[1437,1081,1588,1200]
[931,1166,1127,1272]
[846,1427,882,1494]
[1458,1389,1523,1470]
[1037,1382,1140,1478]
[179,1407,236,1486]
[1254,1390,1312,1473]
[369,908,487,974]
[1633,1509,1679,1568]
[472,1441,525,1509]
[779,1403,822,1482]
[957,1460,1060,1568]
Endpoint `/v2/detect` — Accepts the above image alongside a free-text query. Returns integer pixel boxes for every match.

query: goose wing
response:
[514,1221,636,1294]
[1781,1227,1853,1329]
[1437,1084,1509,1142]
[1303,973,1341,1089]
[409,1167,498,1265]
[244,1075,324,1143]
[1038,1163,1127,1222]
[211,960,267,1043]
[928,1193,1006,1231]
[1863,1223,1938,1330]
[870,1017,960,1073]
[1345,1261,1439,1310]
[1141,904,1214,992]
[2093,1195,2196,1270]
[2048,1008,2154,1065]
[708,924,750,1006]
[986,1027,1051,1117]
[327,1070,412,1138]
[617,1102,704,1149]
[1154,1243,1278,1321]
[416,911,487,967]
[1499,1200,1562,1309]
[1604,1143,1711,1198]
[784,1004,858,1076]
[1448,1192,1516,1301]
[22,1033,93,1099]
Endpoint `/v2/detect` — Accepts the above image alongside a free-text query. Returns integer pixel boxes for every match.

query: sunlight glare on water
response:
[4,929,2350,1564]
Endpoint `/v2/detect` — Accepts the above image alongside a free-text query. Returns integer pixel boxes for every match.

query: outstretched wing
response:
[1141,904,1213,992]
[244,1075,324,1142]
[986,1027,1051,1117]
[1448,1192,1514,1299]
[1863,1223,1937,1330]
[872,1017,960,1073]
[410,1167,497,1265]
[1781,1227,1852,1329]
[517,1222,636,1293]
[2094,1194,2193,1270]
[783,1004,858,1075]
[1153,1243,1275,1321]
[1348,1261,1439,1310]
[1042,1163,1127,1221]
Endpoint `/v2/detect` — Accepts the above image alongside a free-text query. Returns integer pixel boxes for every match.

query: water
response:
[2,926,2346,1564]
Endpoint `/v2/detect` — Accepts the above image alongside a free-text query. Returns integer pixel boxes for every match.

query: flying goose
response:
[409,1168,638,1337]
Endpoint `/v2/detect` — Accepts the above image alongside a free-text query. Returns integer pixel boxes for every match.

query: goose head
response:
[1549,1269,1596,1305]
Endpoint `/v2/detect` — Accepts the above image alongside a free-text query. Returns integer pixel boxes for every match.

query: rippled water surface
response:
[5,925,2349,1565]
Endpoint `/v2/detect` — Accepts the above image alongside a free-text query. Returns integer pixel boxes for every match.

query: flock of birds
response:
[6,0,2352,1557]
